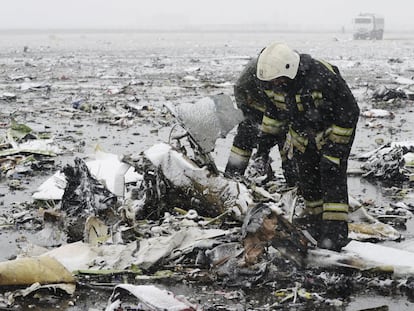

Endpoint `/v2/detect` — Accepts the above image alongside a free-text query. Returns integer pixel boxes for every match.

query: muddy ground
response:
[1,30,414,310]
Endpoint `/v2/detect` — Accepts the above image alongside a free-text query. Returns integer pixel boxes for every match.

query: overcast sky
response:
[1,0,414,31]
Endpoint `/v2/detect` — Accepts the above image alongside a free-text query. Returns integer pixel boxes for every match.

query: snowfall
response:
[0,30,414,310]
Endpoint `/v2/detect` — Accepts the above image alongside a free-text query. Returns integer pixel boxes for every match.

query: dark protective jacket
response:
[225,58,298,186]
[257,54,360,222]
[233,58,266,122]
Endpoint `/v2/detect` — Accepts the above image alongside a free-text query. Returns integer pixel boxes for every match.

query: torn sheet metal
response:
[372,85,408,101]
[404,152,414,167]
[6,119,35,144]
[0,92,16,100]
[241,203,310,267]
[32,171,66,200]
[165,95,244,153]
[0,256,75,286]
[0,119,61,157]
[61,157,118,242]
[348,206,402,241]
[361,108,394,118]
[344,241,414,275]
[84,215,110,245]
[33,224,226,273]
[356,141,414,160]
[42,241,99,272]
[348,222,402,241]
[40,241,137,272]
[358,141,414,181]
[7,282,76,304]
[34,220,68,248]
[388,73,414,85]
[32,149,136,200]
[133,226,227,270]
[106,284,198,311]
[86,148,131,197]
[0,139,61,157]
[142,143,252,220]
[20,81,51,91]
[205,242,244,267]
[307,240,414,276]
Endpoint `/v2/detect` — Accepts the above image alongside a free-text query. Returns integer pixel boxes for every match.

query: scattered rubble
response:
[1,32,414,310]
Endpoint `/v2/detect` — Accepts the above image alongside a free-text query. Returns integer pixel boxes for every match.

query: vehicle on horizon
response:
[352,13,384,40]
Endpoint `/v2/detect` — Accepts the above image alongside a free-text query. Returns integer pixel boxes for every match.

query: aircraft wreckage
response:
[1,95,414,310]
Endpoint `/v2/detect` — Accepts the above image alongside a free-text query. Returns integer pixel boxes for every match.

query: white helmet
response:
[256,42,300,81]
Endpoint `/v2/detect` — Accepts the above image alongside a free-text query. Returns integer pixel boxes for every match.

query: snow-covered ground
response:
[1,30,414,310]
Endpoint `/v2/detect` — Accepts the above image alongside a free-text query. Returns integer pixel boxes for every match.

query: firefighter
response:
[254,42,360,251]
[225,58,298,187]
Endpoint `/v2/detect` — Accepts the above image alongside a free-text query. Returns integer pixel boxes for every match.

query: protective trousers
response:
[295,139,351,222]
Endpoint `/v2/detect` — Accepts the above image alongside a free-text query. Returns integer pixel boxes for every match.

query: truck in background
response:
[352,13,384,40]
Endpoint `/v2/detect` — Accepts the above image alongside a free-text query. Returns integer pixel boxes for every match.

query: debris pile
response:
[1,109,413,310]
[2,35,414,310]
[357,141,414,182]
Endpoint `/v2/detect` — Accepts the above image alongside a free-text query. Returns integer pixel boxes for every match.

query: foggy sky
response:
[1,0,414,31]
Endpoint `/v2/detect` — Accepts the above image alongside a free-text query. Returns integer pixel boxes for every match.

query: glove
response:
[224,163,246,179]
[318,220,349,252]
[246,155,274,184]
[250,156,268,176]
